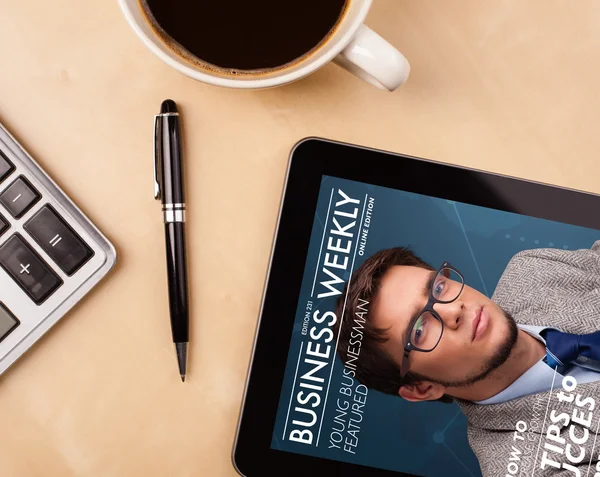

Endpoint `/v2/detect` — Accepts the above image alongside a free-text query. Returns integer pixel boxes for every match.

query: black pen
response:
[154,99,189,382]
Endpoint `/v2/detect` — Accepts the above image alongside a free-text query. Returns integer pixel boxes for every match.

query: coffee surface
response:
[142,0,348,74]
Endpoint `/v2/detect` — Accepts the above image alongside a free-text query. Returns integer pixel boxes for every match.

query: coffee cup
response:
[118,0,410,91]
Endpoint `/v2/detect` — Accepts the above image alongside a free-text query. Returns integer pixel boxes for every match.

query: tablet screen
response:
[270,174,600,476]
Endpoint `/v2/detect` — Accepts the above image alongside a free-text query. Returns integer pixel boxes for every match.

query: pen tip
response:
[175,342,188,382]
[161,99,178,114]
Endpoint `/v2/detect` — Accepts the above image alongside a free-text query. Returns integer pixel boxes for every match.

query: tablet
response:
[233,138,600,477]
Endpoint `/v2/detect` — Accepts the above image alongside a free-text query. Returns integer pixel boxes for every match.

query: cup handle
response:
[333,24,410,91]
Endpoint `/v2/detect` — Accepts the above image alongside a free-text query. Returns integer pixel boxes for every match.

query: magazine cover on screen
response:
[270,175,600,477]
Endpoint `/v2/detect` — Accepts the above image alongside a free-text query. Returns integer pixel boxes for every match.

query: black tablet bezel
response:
[233,138,600,477]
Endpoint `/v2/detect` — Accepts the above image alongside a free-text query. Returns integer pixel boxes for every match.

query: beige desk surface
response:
[1,0,600,475]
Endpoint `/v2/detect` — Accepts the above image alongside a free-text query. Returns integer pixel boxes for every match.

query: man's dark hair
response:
[334,247,452,403]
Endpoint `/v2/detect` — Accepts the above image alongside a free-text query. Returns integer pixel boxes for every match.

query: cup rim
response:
[118,0,372,89]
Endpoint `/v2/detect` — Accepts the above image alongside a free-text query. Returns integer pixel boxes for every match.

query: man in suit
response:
[335,242,600,476]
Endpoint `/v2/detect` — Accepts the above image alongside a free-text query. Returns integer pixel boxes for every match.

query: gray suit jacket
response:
[457,241,600,477]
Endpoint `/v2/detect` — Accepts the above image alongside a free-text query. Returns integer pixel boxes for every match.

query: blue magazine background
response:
[271,175,600,476]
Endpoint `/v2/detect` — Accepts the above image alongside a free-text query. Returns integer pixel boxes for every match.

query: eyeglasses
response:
[399,262,464,377]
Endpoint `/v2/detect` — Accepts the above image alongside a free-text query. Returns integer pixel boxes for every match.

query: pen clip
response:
[153,114,163,201]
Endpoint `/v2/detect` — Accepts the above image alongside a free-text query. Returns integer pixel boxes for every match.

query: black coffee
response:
[140,0,349,75]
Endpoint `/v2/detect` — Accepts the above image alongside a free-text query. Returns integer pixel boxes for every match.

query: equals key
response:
[24,205,94,276]
[49,234,63,247]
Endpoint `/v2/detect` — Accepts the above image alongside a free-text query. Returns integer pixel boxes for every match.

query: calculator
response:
[0,121,116,375]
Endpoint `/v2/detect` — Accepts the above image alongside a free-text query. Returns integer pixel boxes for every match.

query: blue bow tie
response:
[542,329,600,372]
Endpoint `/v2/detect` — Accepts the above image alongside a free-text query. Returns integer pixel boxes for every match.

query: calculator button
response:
[25,205,94,276]
[0,151,15,183]
[0,303,19,344]
[0,234,62,304]
[0,213,8,237]
[0,151,15,184]
[0,176,41,218]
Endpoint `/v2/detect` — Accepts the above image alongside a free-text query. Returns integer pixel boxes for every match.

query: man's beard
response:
[412,309,519,388]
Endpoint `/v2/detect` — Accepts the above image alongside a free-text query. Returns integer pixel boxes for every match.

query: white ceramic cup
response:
[118,0,410,91]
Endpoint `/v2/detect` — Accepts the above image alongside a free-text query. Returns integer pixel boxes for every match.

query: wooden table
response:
[1,1,599,475]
